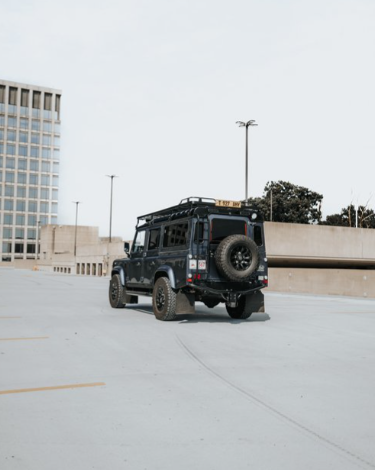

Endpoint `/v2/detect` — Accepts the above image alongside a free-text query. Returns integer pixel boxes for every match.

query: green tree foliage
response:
[324,204,375,228]
[247,181,323,224]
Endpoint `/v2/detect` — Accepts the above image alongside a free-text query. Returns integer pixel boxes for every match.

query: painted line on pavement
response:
[0,382,106,395]
[0,337,49,341]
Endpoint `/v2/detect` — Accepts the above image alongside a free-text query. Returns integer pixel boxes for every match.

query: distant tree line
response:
[247,181,375,228]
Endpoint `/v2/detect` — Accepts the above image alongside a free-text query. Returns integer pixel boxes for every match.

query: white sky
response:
[1,0,375,239]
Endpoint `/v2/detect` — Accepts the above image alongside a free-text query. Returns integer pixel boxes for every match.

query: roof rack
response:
[136,197,259,227]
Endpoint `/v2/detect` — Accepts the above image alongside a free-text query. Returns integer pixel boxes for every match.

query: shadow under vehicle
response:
[109,197,268,321]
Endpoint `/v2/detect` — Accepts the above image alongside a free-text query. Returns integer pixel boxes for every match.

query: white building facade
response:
[0,79,61,262]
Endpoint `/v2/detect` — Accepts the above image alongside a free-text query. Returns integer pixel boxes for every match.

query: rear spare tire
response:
[215,234,259,282]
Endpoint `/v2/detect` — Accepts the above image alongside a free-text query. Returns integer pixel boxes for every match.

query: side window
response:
[254,225,263,246]
[132,230,145,254]
[163,223,188,248]
[147,228,160,251]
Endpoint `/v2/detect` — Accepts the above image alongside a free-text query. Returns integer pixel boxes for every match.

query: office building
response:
[0,79,61,262]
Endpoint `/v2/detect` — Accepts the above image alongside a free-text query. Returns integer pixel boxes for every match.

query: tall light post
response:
[236,120,258,202]
[72,201,81,257]
[106,175,118,243]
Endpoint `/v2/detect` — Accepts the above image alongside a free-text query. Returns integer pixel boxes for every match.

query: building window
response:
[41,175,49,186]
[28,201,37,212]
[17,172,26,184]
[21,89,29,108]
[42,134,51,146]
[0,85,5,105]
[53,149,60,160]
[30,146,39,158]
[3,227,12,238]
[43,121,52,132]
[17,186,26,198]
[54,123,61,133]
[30,160,39,171]
[4,200,13,211]
[32,91,41,117]
[52,189,58,200]
[28,215,37,226]
[31,120,40,131]
[0,115,5,126]
[2,242,12,253]
[42,148,51,159]
[20,118,29,129]
[27,244,36,254]
[55,94,61,120]
[40,202,49,213]
[28,187,38,199]
[6,144,15,155]
[19,131,28,143]
[0,129,4,140]
[0,143,3,154]
[27,229,36,239]
[6,157,15,169]
[16,200,26,211]
[51,202,58,213]
[7,131,16,141]
[29,173,38,185]
[15,228,24,239]
[7,117,17,127]
[40,216,48,225]
[51,216,57,224]
[52,162,59,173]
[4,212,13,224]
[41,161,50,172]
[31,133,40,144]
[6,171,15,183]
[53,136,60,147]
[19,145,28,156]
[15,243,24,254]
[5,185,14,197]
[52,176,59,187]
[40,188,49,199]
[16,215,25,225]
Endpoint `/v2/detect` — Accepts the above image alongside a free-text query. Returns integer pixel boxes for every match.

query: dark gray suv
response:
[109,197,268,320]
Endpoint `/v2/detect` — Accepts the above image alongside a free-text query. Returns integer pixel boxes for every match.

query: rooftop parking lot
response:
[1,268,375,470]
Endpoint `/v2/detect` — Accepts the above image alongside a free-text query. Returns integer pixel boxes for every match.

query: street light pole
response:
[236,120,258,202]
[106,175,118,243]
[72,201,81,257]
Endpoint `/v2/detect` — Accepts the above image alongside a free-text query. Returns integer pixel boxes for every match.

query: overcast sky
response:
[1,0,375,239]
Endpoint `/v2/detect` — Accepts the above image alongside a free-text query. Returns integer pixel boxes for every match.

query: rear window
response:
[163,223,188,248]
[211,218,247,243]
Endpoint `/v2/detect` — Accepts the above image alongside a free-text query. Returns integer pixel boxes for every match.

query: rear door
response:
[126,229,146,287]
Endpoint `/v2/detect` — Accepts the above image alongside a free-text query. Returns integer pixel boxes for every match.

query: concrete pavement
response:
[1,268,375,470]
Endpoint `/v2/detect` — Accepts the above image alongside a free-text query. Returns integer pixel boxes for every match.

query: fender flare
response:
[154,265,176,289]
[111,266,126,286]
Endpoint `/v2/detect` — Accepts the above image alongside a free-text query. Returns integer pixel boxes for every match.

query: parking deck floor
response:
[1,268,375,470]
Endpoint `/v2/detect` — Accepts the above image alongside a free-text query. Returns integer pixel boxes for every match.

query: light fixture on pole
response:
[72,201,81,257]
[106,175,118,243]
[236,120,258,202]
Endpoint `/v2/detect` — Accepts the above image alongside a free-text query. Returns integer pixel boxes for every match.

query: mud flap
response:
[176,291,195,314]
[123,293,138,304]
[245,291,265,314]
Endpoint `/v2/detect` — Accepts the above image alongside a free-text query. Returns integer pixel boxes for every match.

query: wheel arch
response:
[111,266,126,286]
[154,265,176,289]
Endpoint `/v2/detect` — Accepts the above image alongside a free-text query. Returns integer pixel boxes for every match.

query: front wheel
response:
[109,274,125,308]
[152,277,177,321]
[226,296,252,320]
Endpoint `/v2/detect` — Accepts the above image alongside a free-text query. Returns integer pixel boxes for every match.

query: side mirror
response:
[124,242,130,254]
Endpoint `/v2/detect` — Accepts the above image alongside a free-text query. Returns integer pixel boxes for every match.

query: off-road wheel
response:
[226,296,252,320]
[152,277,177,321]
[215,234,259,282]
[109,274,126,308]
[203,298,220,309]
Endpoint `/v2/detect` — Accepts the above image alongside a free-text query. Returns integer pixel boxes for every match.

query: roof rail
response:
[179,197,216,205]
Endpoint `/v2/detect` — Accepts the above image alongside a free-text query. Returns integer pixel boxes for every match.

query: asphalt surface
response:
[1,268,375,470]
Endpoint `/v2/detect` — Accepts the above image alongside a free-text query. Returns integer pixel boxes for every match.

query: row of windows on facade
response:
[1,157,59,172]
[0,132,60,147]
[1,199,58,213]
[0,86,61,118]
[0,185,58,199]
[2,241,39,255]
[2,227,38,240]
[0,145,60,159]
[0,172,59,186]
[1,214,56,230]
[0,116,61,132]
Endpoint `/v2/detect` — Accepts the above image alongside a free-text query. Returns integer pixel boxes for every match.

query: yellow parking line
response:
[0,337,49,341]
[0,382,106,395]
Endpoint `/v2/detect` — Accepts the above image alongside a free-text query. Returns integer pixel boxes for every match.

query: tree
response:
[324,204,375,228]
[247,181,323,224]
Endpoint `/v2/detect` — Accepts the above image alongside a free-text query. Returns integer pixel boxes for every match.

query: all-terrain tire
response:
[226,296,252,320]
[215,234,259,282]
[152,277,177,321]
[109,274,126,308]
